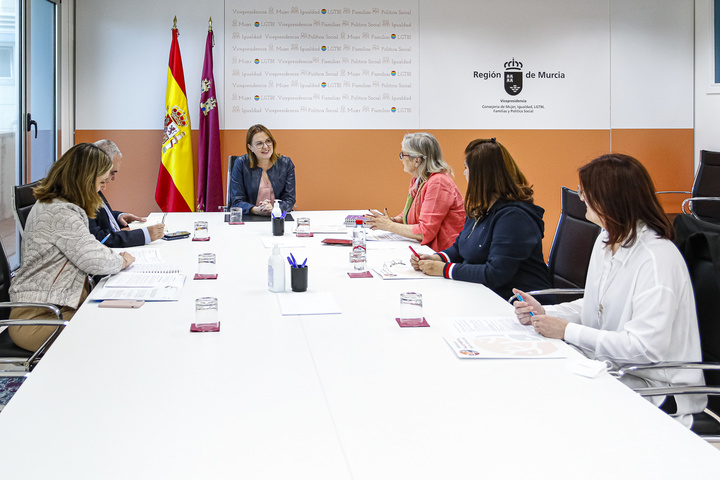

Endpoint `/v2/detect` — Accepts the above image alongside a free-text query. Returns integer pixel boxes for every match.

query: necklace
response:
[467,214,485,238]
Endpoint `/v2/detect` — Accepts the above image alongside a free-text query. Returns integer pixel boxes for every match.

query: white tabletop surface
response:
[0,211,719,479]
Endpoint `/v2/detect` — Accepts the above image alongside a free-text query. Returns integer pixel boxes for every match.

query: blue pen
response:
[516,293,534,317]
[300,258,307,268]
[290,252,297,266]
[100,233,111,244]
[287,256,296,267]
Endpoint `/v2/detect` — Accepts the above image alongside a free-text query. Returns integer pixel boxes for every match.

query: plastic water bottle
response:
[268,244,285,292]
[351,219,367,271]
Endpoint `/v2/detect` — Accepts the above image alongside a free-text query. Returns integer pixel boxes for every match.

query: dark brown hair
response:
[464,138,533,218]
[33,143,112,218]
[245,124,279,168]
[578,153,672,246]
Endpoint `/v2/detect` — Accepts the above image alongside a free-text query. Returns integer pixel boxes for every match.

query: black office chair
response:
[508,187,601,303]
[658,150,720,223]
[11,179,42,233]
[0,237,67,373]
[613,214,720,440]
[220,155,242,211]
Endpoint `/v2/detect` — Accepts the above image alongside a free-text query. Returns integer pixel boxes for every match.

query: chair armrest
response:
[656,191,691,195]
[0,319,67,327]
[681,197,720,214]
[614,361,720,376]
[0,371,30,379]
[0,302,63,321]
[611,362,720,397]
[507,288,585,304]
[631,385,720,397]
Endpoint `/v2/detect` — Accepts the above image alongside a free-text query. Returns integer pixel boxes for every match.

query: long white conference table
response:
[0,210,719,479]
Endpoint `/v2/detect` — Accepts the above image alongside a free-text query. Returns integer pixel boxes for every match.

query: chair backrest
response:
[226,155,241,206]
[690,150,720,223]
[12,180,42,233]
[0,238,12,320]
[673,214,720,412]
[546,187,601,289]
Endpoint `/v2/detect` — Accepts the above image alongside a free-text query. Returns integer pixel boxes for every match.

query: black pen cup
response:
[272,217,285,236]
[291,266,308,292]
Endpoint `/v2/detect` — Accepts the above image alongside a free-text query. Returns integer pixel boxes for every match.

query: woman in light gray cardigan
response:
[9,143,135,351]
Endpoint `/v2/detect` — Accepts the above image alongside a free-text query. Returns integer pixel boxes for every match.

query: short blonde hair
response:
[34,143,113,218]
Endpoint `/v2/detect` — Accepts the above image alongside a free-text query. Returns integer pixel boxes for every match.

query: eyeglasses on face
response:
[399,152,421,160]
[253,139,273,149]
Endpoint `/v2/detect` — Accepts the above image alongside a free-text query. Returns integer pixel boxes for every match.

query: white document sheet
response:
[371,262,441,280]
[104,272,186,289]
[442,317,568,359]
[276,292,341,316]
[261,237,309,248]
[111,248,165,264]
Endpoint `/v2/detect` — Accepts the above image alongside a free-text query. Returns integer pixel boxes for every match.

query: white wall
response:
[74,0,694,132]
[695,0,720,166]
[75,0,225,130]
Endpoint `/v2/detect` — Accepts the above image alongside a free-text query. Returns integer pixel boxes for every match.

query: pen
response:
[101,233,111,244]
[161,212,167,224]
[290,252,297,266]
[300,258,307,268]
[287,256,296,268]
[516,293,534,317]
[408,245,420,258]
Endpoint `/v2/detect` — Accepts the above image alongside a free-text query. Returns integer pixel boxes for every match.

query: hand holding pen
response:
[511,289,546,323]
[408,246,441,271]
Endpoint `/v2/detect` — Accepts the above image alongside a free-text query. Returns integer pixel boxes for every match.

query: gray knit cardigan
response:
[9,199,124,308]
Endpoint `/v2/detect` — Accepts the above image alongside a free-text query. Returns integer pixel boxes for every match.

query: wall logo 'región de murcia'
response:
[473,57,566,97]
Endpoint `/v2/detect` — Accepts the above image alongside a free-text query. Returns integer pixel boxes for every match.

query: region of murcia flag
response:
[197,19,223,213]
[156,17,195,212]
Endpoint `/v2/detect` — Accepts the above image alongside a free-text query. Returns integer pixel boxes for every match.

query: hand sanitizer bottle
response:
[268,244,285,292]
[271,200,284,236]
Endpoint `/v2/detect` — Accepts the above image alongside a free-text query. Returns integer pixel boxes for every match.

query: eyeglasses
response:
[383,259,406,268]
[399,152,421,160]
[253,139,273,149]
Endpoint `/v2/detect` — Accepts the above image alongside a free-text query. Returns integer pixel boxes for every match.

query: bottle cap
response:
[356,219,363,225]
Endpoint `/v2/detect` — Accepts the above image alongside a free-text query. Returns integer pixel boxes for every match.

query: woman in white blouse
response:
[512,153,706,427]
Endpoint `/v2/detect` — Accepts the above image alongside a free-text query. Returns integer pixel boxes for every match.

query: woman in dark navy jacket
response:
[410,138,551,300]
[229,124,296,215]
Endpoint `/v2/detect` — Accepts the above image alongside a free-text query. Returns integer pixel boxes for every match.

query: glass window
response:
[0,0,20,268]
[716,0,720,83]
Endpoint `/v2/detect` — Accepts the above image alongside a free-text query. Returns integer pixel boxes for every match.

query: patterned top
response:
[10,199,124,307]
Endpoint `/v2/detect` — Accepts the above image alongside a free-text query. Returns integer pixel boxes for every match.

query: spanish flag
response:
[157,17,195,212]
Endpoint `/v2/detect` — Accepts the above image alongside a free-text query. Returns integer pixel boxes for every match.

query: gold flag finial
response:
[173,16,177,30]
[209,17,213,32]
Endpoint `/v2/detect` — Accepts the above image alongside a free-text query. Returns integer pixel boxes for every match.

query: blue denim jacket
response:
[228,154,296,214]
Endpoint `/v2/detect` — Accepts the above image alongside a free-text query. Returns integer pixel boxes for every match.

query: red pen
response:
[409,245,420,258]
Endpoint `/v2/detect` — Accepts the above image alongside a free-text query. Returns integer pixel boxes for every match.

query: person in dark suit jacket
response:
[88,140,165,248]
